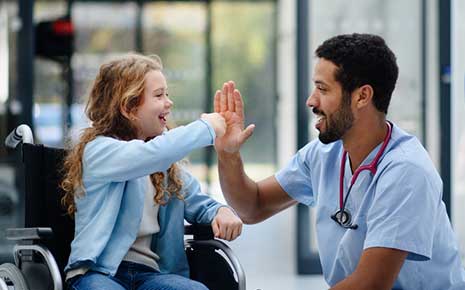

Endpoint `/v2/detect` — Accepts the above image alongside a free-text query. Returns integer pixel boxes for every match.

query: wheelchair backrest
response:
[22,143,74,279]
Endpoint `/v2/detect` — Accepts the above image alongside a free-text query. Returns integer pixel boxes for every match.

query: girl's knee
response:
[189,280,209,290]
[141,275,209,290]
[68,272,125,290]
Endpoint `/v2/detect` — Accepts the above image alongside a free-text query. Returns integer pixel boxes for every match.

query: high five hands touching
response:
[207,81,255,241]
[201,113,227,138]
[214,81,255,153]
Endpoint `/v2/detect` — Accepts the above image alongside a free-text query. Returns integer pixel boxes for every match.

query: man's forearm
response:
[217,151,260,223]
[329,272,391,290]
[329,247,407,290]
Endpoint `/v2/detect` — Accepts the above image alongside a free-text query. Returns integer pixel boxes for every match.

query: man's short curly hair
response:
[315,33,398,114]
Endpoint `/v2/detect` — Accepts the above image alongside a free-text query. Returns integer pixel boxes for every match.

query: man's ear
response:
[353,84,374,109]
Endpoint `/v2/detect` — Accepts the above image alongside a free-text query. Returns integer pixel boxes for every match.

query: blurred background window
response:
[452,0,465,262]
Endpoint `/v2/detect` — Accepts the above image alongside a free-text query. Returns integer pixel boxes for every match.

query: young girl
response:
[61,54,242,290]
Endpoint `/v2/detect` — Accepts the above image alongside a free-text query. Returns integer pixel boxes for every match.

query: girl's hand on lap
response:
[211,207,243,241]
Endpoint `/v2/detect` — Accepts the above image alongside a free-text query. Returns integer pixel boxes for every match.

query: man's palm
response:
[215,111,244,153]
[213,81,254,153]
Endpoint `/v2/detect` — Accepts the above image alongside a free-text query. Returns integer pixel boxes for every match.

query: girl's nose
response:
[166,97,174,108]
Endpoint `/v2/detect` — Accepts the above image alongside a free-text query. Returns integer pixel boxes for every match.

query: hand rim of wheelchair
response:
[185,238,246,290]
[13,244,63,290]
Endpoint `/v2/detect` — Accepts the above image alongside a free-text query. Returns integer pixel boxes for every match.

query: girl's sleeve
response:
[83,119,215,182]
[181,169,225,225]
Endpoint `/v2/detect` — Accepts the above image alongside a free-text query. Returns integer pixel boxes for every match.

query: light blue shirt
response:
[276,123,465,290]
[65,119,225,277]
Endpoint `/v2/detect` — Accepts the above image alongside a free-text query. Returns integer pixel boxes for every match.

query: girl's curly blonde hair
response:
[61,53,183,216]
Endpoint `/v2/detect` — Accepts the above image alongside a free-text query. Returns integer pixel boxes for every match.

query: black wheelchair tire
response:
[0,263,30,290]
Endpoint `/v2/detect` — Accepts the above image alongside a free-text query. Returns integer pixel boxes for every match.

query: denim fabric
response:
[68,261,208,290]
[65,119,224,277]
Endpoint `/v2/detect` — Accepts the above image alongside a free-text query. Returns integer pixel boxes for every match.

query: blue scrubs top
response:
[276,123,465,290]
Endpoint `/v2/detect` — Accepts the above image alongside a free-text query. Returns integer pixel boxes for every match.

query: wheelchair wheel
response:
[0,263,29,290]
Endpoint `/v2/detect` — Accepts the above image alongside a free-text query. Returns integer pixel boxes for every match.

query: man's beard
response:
[314,97,354,144]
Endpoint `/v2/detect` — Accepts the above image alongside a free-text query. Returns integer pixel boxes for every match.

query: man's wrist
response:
[217,150,241,162]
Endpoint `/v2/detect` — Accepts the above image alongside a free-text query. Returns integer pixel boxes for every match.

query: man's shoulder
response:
[386,124,430,165]
[381,125,441,184]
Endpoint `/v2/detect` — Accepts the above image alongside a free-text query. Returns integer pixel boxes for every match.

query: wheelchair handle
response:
[5,124,34,148]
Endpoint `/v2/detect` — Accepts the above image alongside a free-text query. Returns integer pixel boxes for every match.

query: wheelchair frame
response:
[1,124,246,290]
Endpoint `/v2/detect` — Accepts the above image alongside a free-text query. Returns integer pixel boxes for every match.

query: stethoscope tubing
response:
[338,122,393,212]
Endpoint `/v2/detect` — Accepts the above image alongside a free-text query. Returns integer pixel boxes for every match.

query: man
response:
[213,34,465,290]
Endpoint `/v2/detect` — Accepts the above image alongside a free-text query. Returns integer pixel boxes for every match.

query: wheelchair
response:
[0,125,246,290]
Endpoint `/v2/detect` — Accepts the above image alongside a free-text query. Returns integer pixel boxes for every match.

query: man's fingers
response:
[233,89,244,119]
[220,83,228,112]
[227,81,235,112]
[214,90,221,113]
[239,124,255,144]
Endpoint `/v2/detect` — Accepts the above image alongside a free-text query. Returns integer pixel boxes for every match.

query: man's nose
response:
[306,91,317,108]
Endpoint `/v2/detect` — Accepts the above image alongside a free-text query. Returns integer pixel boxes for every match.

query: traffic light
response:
[35,17,74,62]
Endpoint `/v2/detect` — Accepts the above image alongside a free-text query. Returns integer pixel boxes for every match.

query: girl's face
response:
[133,70,173,140]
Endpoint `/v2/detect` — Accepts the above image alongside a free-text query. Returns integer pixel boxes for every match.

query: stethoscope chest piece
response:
[331,209,358,230]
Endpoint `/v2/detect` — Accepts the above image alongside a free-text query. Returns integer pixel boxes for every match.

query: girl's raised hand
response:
[201,112,226,138]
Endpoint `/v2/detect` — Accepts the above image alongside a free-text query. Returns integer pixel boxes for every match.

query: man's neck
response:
[342,117,388,172]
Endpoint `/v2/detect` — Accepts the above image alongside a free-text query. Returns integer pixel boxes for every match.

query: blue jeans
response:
[67,261,209,290]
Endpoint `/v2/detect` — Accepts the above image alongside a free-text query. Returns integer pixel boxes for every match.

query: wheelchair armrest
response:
[6,227,53,242]
[184,224,214,240]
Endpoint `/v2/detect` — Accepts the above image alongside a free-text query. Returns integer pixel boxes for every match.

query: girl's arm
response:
[83,119,215,182]
[182,169,242,241]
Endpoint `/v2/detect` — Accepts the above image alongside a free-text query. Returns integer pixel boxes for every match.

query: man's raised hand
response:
[213,81,255,154]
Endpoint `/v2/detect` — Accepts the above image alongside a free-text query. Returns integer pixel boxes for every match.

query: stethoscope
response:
[331,122,392,230]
